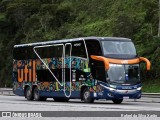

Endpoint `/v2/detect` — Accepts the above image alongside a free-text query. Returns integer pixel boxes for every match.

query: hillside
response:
[0,0,160,88]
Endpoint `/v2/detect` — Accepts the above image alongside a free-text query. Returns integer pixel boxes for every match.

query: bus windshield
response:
[102,41,137,58]
[107,64,140,85]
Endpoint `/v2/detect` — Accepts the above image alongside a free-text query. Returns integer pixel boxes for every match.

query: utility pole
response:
[158,0,160,37]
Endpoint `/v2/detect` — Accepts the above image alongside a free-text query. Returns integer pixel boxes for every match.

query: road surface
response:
[0,95,160,111]
[0,95,160,120]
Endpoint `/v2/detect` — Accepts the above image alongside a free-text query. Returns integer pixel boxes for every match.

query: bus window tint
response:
[65,44,71,57]
[26,46,38,59]
[13,47,28,60]
[72,41,87,58]
[86,40,102,57]
[35,45,63,58]
[102,41,136,56]
[14,46,38,60]
[86,40,105,82]
[56,46,63,57]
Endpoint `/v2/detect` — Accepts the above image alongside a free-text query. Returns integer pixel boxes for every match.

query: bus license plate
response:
[123,96,129,99]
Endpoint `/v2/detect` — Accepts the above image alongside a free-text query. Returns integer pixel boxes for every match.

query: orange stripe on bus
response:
[139,57,151,70]
[18,69,23,82]
[91,55,151,71]
[33,61,36,82]
[90,55,109,70]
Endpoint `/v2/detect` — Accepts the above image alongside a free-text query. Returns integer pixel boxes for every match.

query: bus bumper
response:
[91,83,142,100]
[92,90,141,100]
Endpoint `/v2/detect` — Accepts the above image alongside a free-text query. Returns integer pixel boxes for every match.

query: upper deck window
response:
[86,40,102,57]
[13,46,38,60]
[102,41,137,58]
[71,41,87,58]
[35,45,63,58]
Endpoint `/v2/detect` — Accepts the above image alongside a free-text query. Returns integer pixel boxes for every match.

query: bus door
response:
[64,43,72,97]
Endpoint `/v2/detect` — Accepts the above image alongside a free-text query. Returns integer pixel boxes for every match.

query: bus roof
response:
[14,37,131,48]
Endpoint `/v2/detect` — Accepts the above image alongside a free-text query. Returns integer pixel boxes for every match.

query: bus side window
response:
[26,46,38,59]
[65,44,71,57]
[86,40,102,57]
[35,45,63,82]
[13,47,27,60]
[86,40,105,82]
[35,45,63,59]
[36,47,49,58]
[56,46,63,57]
[14,46,39,60]
[71,41,87,58]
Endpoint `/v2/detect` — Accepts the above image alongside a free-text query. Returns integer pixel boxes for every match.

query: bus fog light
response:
[137,87,142,90]
[108,93,113,97]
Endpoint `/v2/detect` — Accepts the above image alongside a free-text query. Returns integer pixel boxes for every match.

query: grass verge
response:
[142,80,160,93]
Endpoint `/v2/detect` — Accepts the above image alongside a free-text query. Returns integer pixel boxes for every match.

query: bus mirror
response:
[139,57,151,71]
[90,55,109,70]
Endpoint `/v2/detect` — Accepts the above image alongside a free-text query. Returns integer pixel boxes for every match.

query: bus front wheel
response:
[83,88,94,103]
[33,87,46,101]
[25,87,34,101]
[112,99,123,104]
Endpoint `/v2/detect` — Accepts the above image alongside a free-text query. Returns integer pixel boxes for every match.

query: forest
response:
[0,0,159,91]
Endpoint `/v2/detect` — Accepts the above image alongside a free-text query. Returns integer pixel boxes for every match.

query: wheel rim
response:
[34,89,39,100]
[26,89,31,98]
[84,91,90,100]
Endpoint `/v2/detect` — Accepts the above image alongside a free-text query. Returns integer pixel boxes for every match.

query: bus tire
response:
[112,99,123,104]
[33,87,46,101]
[83,88,94,103]
[54,97,69,102]
[25,87,34,101]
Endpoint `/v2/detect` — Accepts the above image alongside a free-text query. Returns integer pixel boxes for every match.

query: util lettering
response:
[17,60,36,82]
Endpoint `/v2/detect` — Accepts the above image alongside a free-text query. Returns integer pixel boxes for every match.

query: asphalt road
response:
[0,95,160,111]
[0,95,160,120]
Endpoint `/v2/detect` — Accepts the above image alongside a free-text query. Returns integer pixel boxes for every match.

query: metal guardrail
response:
[142,93,160,98]
[0,88,14,96]
[0,88,160,97]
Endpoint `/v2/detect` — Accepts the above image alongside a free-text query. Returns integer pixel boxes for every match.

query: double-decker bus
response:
[13,37,151,104]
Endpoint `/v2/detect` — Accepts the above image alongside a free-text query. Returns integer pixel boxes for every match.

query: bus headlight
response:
[109,87,116,91]
[100,84,115,91]
[137,87,142,90]
[109,85,116,89]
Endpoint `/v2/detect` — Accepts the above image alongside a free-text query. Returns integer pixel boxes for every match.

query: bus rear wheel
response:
[25,87,34,101]
[112,99,123,104]
[83,88,94,103]
[33,87,46,101]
